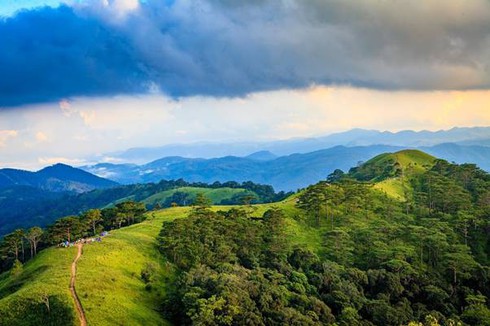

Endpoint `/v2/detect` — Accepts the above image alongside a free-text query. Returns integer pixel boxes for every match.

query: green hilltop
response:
[349,149,436,182]
[349,149,436,200]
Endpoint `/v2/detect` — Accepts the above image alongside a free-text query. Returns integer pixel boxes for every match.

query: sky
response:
[1,0,490,169]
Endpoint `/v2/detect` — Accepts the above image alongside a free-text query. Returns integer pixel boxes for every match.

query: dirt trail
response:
[70,243,87,326]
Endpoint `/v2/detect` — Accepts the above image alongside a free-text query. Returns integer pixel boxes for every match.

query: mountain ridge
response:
[0,163,118,193]
[82,143,490,192]
[103,126,490,163]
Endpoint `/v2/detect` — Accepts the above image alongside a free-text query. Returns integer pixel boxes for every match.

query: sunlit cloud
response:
[37,156,87,166]
[0,86,489,169]
[0,130,18,147]
[35,131,48,142]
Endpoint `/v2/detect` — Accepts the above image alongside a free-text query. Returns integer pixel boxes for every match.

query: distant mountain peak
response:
[0,163,118,193]
[245,151,277,161]
[39,163,75,171]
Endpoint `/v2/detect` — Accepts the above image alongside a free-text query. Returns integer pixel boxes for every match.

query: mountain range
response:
[1,126,489,235]
[83,142,490,191]
[104,126,490,163]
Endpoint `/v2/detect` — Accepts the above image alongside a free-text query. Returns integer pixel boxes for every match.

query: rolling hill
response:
[349,149,436,182]
[2,142,489,236]
[1,150,489,325]
[348,149,436,200]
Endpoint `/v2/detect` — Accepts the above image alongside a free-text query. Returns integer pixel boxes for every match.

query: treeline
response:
[0,179,291,236]
[348,156,404,182]
[0,201,146,274]
[63,179,291,210]
[157,159,490,325]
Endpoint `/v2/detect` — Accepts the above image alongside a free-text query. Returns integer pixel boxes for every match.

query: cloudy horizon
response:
[1,0,490,169]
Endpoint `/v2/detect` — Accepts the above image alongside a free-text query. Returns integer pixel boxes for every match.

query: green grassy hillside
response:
[373,178,407,200]
[0,197,314,326]
[141,186,256,207]
[350,149,435,182]
[0,207,185,326]
[385,149,435,170]
[74,208,191,326]
[0,246,76,324]
[351,150,436,199]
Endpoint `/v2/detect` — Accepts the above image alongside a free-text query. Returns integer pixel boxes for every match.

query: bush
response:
[141,262,157,284]
[10,260,23,277]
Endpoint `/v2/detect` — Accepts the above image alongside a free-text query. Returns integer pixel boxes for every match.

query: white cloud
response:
[115,0,139,11]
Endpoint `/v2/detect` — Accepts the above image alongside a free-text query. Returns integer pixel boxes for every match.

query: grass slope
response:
[0,247,76,324]
[365,149,435,176]
[75,207,190,326]
[141,186,255,206]
[0,194,325,325]
[355,150,436,200]
[373,179,408,200]
[0,208,189,326]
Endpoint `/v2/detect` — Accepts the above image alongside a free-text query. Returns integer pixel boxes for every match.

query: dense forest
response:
[157,158,490,325]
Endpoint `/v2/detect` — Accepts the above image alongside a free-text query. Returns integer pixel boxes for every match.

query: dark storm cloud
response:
[1,0,490,107]
[0,5,148,106]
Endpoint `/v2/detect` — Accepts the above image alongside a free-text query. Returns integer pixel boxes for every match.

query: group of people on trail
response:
[58,231,109,248]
